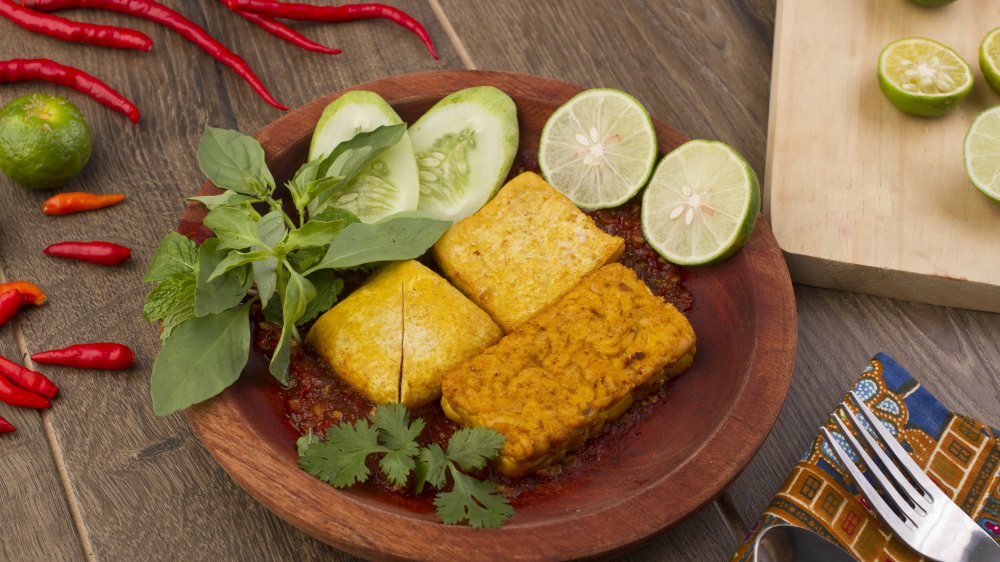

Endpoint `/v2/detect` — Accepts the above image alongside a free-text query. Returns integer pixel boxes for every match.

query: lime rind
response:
[964,106,1000,203]
[539,88,657,209]
[980,28,1000,96]
[878,37,973,117]
[641,140,760,266]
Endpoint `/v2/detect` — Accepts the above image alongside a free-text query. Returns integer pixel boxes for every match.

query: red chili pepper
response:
[0,289,24,329]
[43,191,126,215]
[43,241,131,266]
[0,58,140,122]
[0,416,15,433]
[0,281,46,306]
[0,373,51,409]
[0,355,59,398]
[232,9,341,54]
[22,0,288,110]
[0,0,151,50]
[222,0,437,59]
[32,342,134,370]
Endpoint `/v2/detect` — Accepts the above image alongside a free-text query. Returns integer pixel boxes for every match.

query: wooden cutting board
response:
[767,0,1000,312]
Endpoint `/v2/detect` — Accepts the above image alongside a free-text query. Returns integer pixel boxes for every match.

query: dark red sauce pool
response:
[262,195,694,506]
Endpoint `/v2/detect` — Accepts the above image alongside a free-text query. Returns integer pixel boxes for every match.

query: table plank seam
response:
[426,0,476,69]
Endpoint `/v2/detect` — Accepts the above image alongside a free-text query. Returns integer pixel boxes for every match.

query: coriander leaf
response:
[373,404,426,450]
[204,205,262,250]
[150,303,251,416]
[198,126,275,197]
[296,431,318,457]
[415,444,449,493]
[253,256,279,307]
[298,420,384,488]
[195,238,253,316]
[284,219,347,252]
[445,427,506,472]
[298,272,343,325]
[143,232,198,283]
[188,191,258,211]
[308,216,451,272]
[209,249,271,281]
[258,209,287,248]
[380,450,417,488]
[143,273,196,340]
[435,470,513,529]
[269,265,316,383]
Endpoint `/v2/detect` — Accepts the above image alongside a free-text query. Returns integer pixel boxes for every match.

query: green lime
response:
[640,140,760,266]
[980,27,1000,96]
[877,37,973,117]
[908,0,957,6]
[0,93,92,189]
[539,88,657,209]
[963,106,1000,203]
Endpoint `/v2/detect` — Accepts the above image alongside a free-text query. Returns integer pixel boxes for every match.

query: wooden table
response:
[1,1,997,560]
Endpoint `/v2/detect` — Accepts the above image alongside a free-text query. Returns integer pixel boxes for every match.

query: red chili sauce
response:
[270,193,694,505]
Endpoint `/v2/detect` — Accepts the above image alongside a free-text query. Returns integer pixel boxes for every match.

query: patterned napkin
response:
[731,353,1000,561]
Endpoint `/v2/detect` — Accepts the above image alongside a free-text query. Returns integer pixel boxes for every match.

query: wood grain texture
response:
[767,0,1000,312]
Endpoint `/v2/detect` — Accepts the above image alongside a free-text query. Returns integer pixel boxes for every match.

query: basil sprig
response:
[144,125,450,416]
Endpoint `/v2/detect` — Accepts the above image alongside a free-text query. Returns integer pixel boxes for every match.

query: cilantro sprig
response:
[144,126,451,416]
[297,405,514,529]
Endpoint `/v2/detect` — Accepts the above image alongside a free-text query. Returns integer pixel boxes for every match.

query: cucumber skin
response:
[409,86,519,222]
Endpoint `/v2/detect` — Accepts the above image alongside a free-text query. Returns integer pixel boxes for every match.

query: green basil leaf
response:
[198,126,275,197]
[311,208,361,226]
[150,303,251,416]
[258,209,287,248]
[196,238,252,316]
[204,205,262,251]
[143,232,198,283]
[284,220,345,252]
[309,216,451,272]
[209,249,271,281]
[298,272,343,325]
[269,265,317,384]
[188,192,259,211]
[310,124,405,212]
[253,255,279,308]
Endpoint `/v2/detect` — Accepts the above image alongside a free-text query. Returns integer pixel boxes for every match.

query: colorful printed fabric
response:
[731,353,1000,561]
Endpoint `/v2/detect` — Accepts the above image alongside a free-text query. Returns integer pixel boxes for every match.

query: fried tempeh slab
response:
[432,171,624,333]
[305,260,501,408]
[440,263,696,478]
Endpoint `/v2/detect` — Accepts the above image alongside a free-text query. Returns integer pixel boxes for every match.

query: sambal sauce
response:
[267,191,694,506]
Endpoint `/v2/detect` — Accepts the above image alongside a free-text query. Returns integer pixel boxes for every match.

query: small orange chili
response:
[0,281,47,306]
[42,192,125,215]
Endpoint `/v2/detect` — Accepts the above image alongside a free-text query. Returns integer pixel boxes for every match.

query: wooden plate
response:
[183,70,797,561]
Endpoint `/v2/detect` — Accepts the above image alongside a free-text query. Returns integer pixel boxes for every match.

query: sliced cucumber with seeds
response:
[408,86,519,222]
[308,90,419,223]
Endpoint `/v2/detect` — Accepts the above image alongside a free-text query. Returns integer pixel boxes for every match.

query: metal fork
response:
[821,391,1000,562]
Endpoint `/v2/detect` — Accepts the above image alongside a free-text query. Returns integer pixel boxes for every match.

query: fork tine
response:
[822,427,916,542]
[831,410,921,522]
[848,391,936,503]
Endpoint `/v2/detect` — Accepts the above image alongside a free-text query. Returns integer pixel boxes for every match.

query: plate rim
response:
[184,69,797,561]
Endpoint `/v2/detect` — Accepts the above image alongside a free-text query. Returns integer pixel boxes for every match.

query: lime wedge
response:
[964,106,1000,203]
[641,140,760,266]
[878,37,973,117]
[309,90,419,223]
[980,27,1000,96]
[539,88,657,209]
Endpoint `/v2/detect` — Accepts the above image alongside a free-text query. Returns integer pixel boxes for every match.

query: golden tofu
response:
[432,171,624,332]
[306,260,502,407]
[440,263,696,478]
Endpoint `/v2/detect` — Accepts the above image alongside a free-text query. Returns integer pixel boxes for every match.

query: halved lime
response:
[980,27,1000,96]
[539,88,657,209]
[641,140,760,266]
[964,106,1000,203]
[308,90,419,223]
[878,37,973,117]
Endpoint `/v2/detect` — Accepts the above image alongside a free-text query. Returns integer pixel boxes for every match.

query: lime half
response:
[641,140,760,266]
[878,37,973,117]
[964,106,1000,203]
[539,88,657,209]
[980,27,1000,96]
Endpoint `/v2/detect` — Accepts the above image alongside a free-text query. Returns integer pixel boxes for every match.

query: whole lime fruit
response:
[0,93,92,190]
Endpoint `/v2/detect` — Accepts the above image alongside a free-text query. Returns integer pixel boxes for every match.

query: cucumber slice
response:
[308,90,419,223]
[408,86,519,222]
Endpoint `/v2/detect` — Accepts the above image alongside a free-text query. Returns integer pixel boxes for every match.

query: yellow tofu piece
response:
[432,171,624,332]
[440,263,696,478]
[306,260,502,408]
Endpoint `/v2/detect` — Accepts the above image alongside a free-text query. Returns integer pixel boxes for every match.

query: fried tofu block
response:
[440,263,696,478]
[306,260,502,408]
[432,171,624,332]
